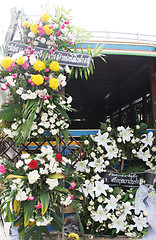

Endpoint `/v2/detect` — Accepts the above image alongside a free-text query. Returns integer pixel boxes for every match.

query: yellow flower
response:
[1,57,13,68]
[33,60,46,72]
[49,61,59,72]
[41,13,50,22]
[16,57,25,65]
[32,74,44,86]
[43,25,53,35]
[30,23,39,34]
[49,78,59,90]
[23,21,31,28]
[68,233,79,240]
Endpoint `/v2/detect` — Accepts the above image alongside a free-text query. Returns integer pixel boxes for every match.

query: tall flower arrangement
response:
[0,7,100,240]
[0,48,73,145]
[71,122,156,238]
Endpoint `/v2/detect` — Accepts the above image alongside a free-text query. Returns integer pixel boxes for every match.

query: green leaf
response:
[92,44,105,58]
[74,44,77,53]
[78,67,83,79]
[48,173,66,179]
[15,99,42,145]
[0,104,22,122]
[61,128,69,145]
[6,174,27,180]
[57,6,60,19]
[80,45,84,54]
[75,67,78,79]
[14,214,24,226]
[50,210,64,226]
[87,44,91,55]
[50,219,62,232]
[40,189,50,215]
[32,227,43,240]
[83,68,88,80]
[55,103,71,123]
[5,202,15,222]
[24,200,35,227]
[53,186,70,195]
[22,224,37,240]
[52,205,62,218]
[75,206,85,240]
[140,122,148,131]
[14,197,21,215]
[40,226,53,240]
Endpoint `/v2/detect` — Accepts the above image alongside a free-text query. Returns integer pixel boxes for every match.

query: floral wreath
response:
[72,122,156,238]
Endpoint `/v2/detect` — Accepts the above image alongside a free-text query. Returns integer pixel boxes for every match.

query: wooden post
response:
[149,65,156,129]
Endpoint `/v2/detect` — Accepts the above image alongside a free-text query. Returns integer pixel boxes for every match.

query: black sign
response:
[53,50,92,68]
[100,171,155,188]
[5,41,51,60]
[6,41,91,68]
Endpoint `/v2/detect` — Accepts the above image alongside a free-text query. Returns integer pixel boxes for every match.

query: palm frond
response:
[70,26,91,43]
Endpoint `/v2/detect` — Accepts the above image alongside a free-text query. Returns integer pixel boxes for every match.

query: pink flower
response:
[24,50,27,54]
[45,68,49,72]
[35,203,42,209]
[69,182,76,190]
[12,74,17,78]
[40,94,45,98]
[45,77,49,81]
[6,101,10,104]
[38,27,45,35]
[64,21,69,25]
[22,62,29,69]
[0,165,5,174]
[1,88,6,90]
[27,196,34,201]
[8,66,12,72]
[61,24,65,29]
[57,31,61,36]
[11,62,15,68]
[30,50,34,54]
[28,79,32,84]
[70,195,74,200]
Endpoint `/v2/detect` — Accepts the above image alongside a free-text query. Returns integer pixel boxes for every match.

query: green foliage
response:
[75,206,85,240]
[0,104,22,122]
[70,26,92,43]
[24,200,35,227]
[15,99,42,145]
[71,43,105,80]
[40,189,50,215]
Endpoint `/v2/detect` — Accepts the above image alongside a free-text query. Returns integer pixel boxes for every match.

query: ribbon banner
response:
[5,41,92,68]
[100,171,155,188]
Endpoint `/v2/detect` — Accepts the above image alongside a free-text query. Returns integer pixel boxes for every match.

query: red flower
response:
[55,154,62,162]
[28,160,38,169]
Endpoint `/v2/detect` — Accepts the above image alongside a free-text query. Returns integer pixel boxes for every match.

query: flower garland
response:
[71,122,156,238]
